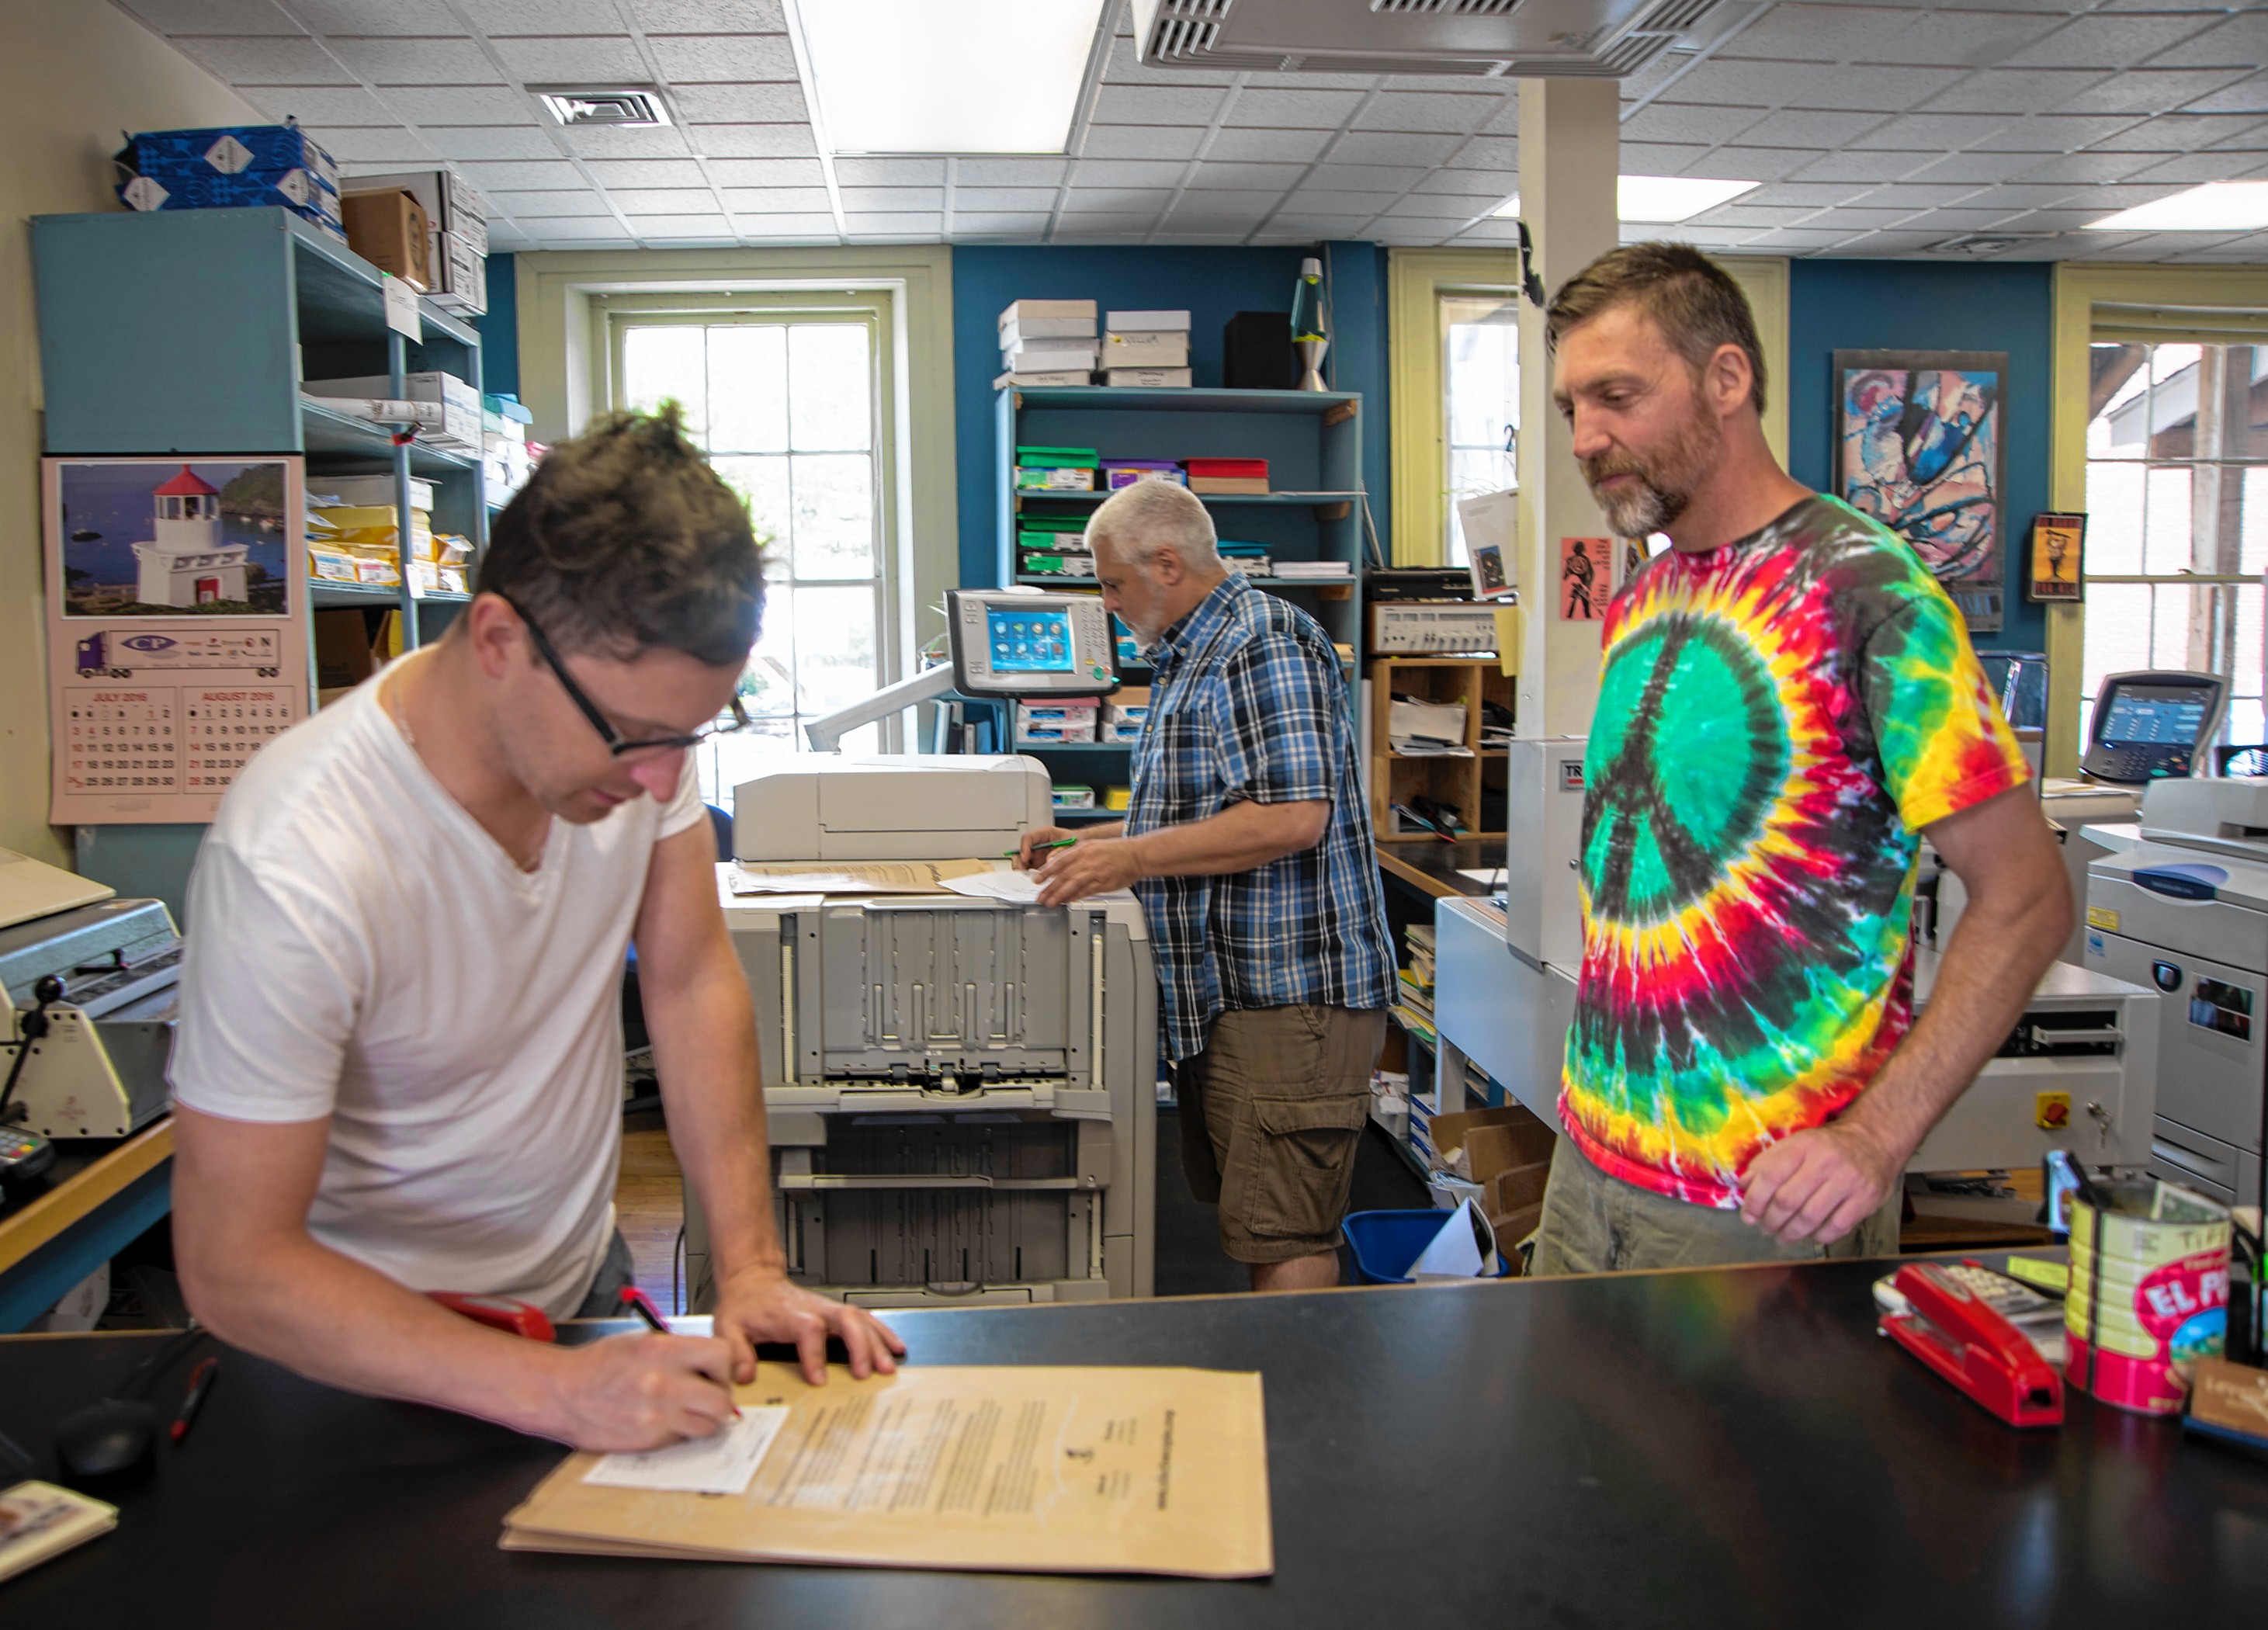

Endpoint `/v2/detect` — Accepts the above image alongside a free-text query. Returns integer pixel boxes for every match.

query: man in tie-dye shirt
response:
[1528,244,2072,1274]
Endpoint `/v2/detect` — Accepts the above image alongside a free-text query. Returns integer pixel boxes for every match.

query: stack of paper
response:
[1184,457,1268,495]
[1271,560,1352,580]
[999,299,1098,385]
[500,1363,1274,1580]
[1103,309,1191,387]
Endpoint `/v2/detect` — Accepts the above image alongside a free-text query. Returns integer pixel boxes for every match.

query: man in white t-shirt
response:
[168,406,902,1451]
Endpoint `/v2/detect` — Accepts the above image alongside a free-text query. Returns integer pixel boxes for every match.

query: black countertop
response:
[4,1259,2266,1628]
[1374,838,1508,899]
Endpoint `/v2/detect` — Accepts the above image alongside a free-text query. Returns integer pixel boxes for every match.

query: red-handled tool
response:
[428,1292,556,1342]
[1879,1261,2064,1428]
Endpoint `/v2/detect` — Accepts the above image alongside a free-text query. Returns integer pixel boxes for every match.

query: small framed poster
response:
[1559,536,1608,621]
[2026,512,2086,603]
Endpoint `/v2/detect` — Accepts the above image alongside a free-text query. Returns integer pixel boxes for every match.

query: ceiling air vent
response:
[1925,231,2060,258]
[1134,0,1722,78]
[1371,1,1521,16]
[533,88,673,128]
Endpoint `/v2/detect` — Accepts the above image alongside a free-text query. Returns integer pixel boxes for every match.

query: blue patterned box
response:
[113,124,344,240]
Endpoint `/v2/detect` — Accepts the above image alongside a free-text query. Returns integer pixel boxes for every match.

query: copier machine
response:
[1434,738,2162,1177]
[2082,777,2268,1209]
[686,755,1157,1309]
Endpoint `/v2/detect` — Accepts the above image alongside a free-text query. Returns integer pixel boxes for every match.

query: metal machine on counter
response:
[1434,737,2162,1182]
[693,754,1157,1309]
[2082,777,2268,1211]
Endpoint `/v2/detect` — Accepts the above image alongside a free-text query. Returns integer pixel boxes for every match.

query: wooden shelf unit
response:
[1369,657,1512,844]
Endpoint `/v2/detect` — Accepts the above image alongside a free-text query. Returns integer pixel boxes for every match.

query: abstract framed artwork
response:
[1834,349,2008,632]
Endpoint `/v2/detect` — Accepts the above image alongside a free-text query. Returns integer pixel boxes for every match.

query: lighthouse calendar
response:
[43,456,310,824]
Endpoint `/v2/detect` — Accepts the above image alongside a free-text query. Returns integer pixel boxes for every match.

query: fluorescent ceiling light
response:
[2086,181,2268,233]
[1496,175,1760,224]
[790,0,1105,154]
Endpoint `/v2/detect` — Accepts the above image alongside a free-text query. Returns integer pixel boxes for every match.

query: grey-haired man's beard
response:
[1582,398,1722,539]
[1591,470,1689,537]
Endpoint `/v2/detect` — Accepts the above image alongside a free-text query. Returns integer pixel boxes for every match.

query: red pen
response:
[171,1356,219,1446]
[618,1285,669,1333]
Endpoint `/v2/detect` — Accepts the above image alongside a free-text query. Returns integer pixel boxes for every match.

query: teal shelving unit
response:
[994,386,1368,821]
[33,206,489,915]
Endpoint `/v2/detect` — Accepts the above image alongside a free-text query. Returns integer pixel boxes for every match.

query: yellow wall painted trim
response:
[2044,261,2268,776]
[1385,247,1788,567]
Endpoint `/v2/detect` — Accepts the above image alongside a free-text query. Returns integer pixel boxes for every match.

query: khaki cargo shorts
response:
[1176,1004,1389,1264]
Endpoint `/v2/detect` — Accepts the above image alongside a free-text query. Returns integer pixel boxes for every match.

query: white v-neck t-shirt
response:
[169,663,705,1316]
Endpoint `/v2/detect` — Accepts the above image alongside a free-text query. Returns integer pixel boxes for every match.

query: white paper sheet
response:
[1408,1198,1499,1279]
[941,869,1047,903]
[582,1406,791,1496]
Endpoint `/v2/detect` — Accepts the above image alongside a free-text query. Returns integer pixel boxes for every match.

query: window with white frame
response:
[612,307,889,801]
[2081,338,2268,752]
[1440,289,1520,567]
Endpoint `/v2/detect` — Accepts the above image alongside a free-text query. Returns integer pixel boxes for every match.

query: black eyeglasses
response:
[502,595,751,756]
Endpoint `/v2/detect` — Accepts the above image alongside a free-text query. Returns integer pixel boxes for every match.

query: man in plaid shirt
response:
[1020,481,1395,1291]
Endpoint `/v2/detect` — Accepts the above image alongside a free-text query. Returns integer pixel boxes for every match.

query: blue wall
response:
[948,243,1390,588]
[1787,259,2054,652]
[475,251,518,398]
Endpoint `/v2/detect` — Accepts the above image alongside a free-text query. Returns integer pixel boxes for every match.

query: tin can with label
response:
[2065,1178,2231,1416]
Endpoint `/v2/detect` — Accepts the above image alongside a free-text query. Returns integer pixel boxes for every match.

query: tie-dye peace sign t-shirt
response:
[1559,494,2029,1209]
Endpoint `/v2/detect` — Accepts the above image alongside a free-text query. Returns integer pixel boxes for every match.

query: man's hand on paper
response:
[1031,836,1144,907]
[550,1330,743,1451]
[711,1264,907,1386]
[1736,1119,1899,1245]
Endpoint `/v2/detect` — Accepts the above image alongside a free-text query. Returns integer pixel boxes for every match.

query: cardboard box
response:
[312,609,380,692]
[319,474,435,509]
[1484,1161,1552,1219]
[1430,1105,1556,1185]
[341,169,490,312]
[113,123,343,239]
[342,188,432,290]
[303,371,480,449]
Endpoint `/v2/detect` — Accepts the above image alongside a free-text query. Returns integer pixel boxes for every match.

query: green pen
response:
[1003,838,1079,858]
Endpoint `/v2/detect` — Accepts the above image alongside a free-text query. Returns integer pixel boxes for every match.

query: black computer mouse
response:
[54,1397,159,1487]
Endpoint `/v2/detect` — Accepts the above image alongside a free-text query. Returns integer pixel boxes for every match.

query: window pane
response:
[2145,466,2192,575]
[706,325,788,453]
[790,453,876,579]
[622,326,706,442]
[789,325,872,452]
[2246,466,2268,575]
[782,584,880,716]
[1446,320,1517,449]
[2083,460,2145,574]
[711,455,791,556]
[2082,582,2152,714]
[2086,343,2149,460]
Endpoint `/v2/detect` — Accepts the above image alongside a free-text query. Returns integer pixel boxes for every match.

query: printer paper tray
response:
[768,1084,1111,1117]
[779,1174,1097,1191]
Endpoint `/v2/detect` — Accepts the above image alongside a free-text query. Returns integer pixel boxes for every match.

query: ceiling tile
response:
[673,82,809,123]
[1450,135,1517,170]
[2181,73,2268,116]
[173,36,359,84]
[1241,71,1378,91]
[2101,113,2268,153]
[1713,3,1918,63]
[2148,15,2268,70]
[1356,92,1496,133]
[304,0,479,31]
[955,158,1070,186]
[1801,66,1970,112]
[1668,59,1813,107]
[457,0,624,31]
[1285,189,1400,213]
[1920,68,2108,114]
[611,188,723,213]
[2001,14,2218,71]
[623,213,731,234]
[1051,211,1154,229]
[1961,182,2089,209]
[955,187,1059,210]
[2007,149,2174,184]
[488,35,645,82]
[1204,127,1334,162]
[583,158,709,186]
[1222,88,1369,129]
[1265,215,1371,234]
[1058,186,1171,210]
[2127,151,2268,185]
[241,85,392,124]
[522,215,628,238]
[952,213,1055,234]
[833,158,944,184]
[1616,142,1711,175]
[1788,148,1937,182]
[454,158,585,189]
[1621,102,1763,146]
[1179,161,1299,189]
[1331,132,1462,165]
[717,186,832,211]
[380,86,537,124]
[689,123,816,157]
[730,212,839,234]
[1306,164,1430,190]
[705,155,824,186]
[1702,147,1821,182]
[1090,85,1232,126]
[1846,113,2010,150]
[1382,194,1496,219]
[1798,206,1921,227]
[1740,227,1856,249]
[1750,182,1871,207]
[645,33,799,82]
[844,213,942,231]
[418,125,564,161]
[629,0,787,28]
[1906,150,2041,182]
[1476,97,1521,135]
[837,186,942,210]
[484,189,609,215]
[113,0,305,33]
[2066,68,2253,117]
[1971,114,2146,152]
[1736,109,1892,147]
[1079,126,1206,160]
[1690,203,1826,227]
[317,127,442,161]
[1865,7,2065,67]
[1853,181,1989,207]
[1073,159,1195,186]
[328,36,503,84]
[564,124,694,156]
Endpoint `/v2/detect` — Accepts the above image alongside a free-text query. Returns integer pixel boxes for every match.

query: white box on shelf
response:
[316,473,435,509]
[1104,367,1192,387]
[1106,310,1190,331]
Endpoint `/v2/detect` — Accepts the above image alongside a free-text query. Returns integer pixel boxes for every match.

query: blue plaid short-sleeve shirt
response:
[1128,574,1396,1063]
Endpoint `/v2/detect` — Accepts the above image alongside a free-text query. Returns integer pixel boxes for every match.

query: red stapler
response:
[1878,1261,2064,1428]
[428,1291,556,1342]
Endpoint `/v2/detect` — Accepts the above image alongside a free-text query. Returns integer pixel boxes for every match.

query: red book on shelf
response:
[1181,457,1268,478]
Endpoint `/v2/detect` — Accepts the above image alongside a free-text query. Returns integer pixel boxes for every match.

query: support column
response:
[1514,78,1620,740]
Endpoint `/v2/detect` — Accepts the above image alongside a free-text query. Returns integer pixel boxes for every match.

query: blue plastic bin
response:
[1343,1209,1513,1285]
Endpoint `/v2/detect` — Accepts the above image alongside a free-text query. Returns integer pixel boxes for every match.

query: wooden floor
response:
[616,1109,687,1314]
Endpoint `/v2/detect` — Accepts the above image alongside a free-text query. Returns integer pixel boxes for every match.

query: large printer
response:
[2082,777,2268,1210]
[688,754,1157,1309]
[1434,737,2162,1181]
